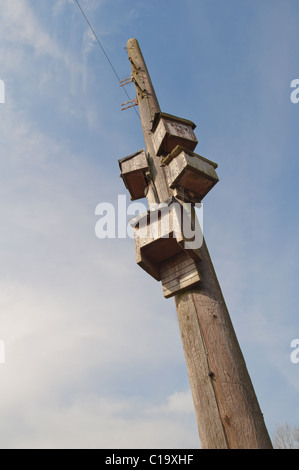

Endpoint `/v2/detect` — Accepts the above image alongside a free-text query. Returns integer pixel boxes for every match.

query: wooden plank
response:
[162,261,199,284]
[161,250,194,269]
[161,259,194,281]
[161,252,201,298]
[162,275,200,298]
[163,273,200,292]
[162,265,198,286]
[160,256,196,282]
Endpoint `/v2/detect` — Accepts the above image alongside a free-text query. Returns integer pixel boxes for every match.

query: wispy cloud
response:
[0,0,298,448]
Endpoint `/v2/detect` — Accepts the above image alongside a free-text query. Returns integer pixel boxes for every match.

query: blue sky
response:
[0,0,298,449]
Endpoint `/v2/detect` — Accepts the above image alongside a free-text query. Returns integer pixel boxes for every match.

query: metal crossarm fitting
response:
[121,97,138,111]
[119,76,133,87]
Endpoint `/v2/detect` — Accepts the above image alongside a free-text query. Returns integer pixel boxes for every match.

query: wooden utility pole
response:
[120,38,272,449]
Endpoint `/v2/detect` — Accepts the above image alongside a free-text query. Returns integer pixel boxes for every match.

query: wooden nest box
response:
[162,145,219,204]
[119,149,149,200]
[131,201,202,298]
[152,112,198,156]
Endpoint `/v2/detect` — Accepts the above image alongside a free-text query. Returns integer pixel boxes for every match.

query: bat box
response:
[152,112,198,156]
[119,149,149,200]
[162,145,219,203]
[131,201,202,298]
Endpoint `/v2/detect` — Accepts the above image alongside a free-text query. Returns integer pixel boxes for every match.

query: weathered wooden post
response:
[119,38,273,449]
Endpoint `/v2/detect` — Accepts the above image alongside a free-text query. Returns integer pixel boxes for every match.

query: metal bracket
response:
[119,73,147,97]
[119,76,133,87]
[121,97,138,111]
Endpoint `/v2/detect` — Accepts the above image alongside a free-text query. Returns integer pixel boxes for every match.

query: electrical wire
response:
[74,0,140,118]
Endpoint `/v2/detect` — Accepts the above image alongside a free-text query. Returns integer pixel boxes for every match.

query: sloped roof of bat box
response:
[162,145,219,203]
[151,112,198,156]
[118,149,149,200]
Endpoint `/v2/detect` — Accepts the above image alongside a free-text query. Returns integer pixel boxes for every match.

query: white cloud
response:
[0,392,199,449]
[0,0,100,125]
[0,0,60,58]
[0,62,193,447]
[147,390,195,415]
[1,0,298,449]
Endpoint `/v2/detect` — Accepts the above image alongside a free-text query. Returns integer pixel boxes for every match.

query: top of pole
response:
[126,38,161,126]
[126,38,170,203]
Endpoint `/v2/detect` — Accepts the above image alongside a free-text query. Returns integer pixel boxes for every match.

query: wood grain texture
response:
[175,288,229,449]
[152,115,198,155]
[160,251,201,299]
[175,239,273,449]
